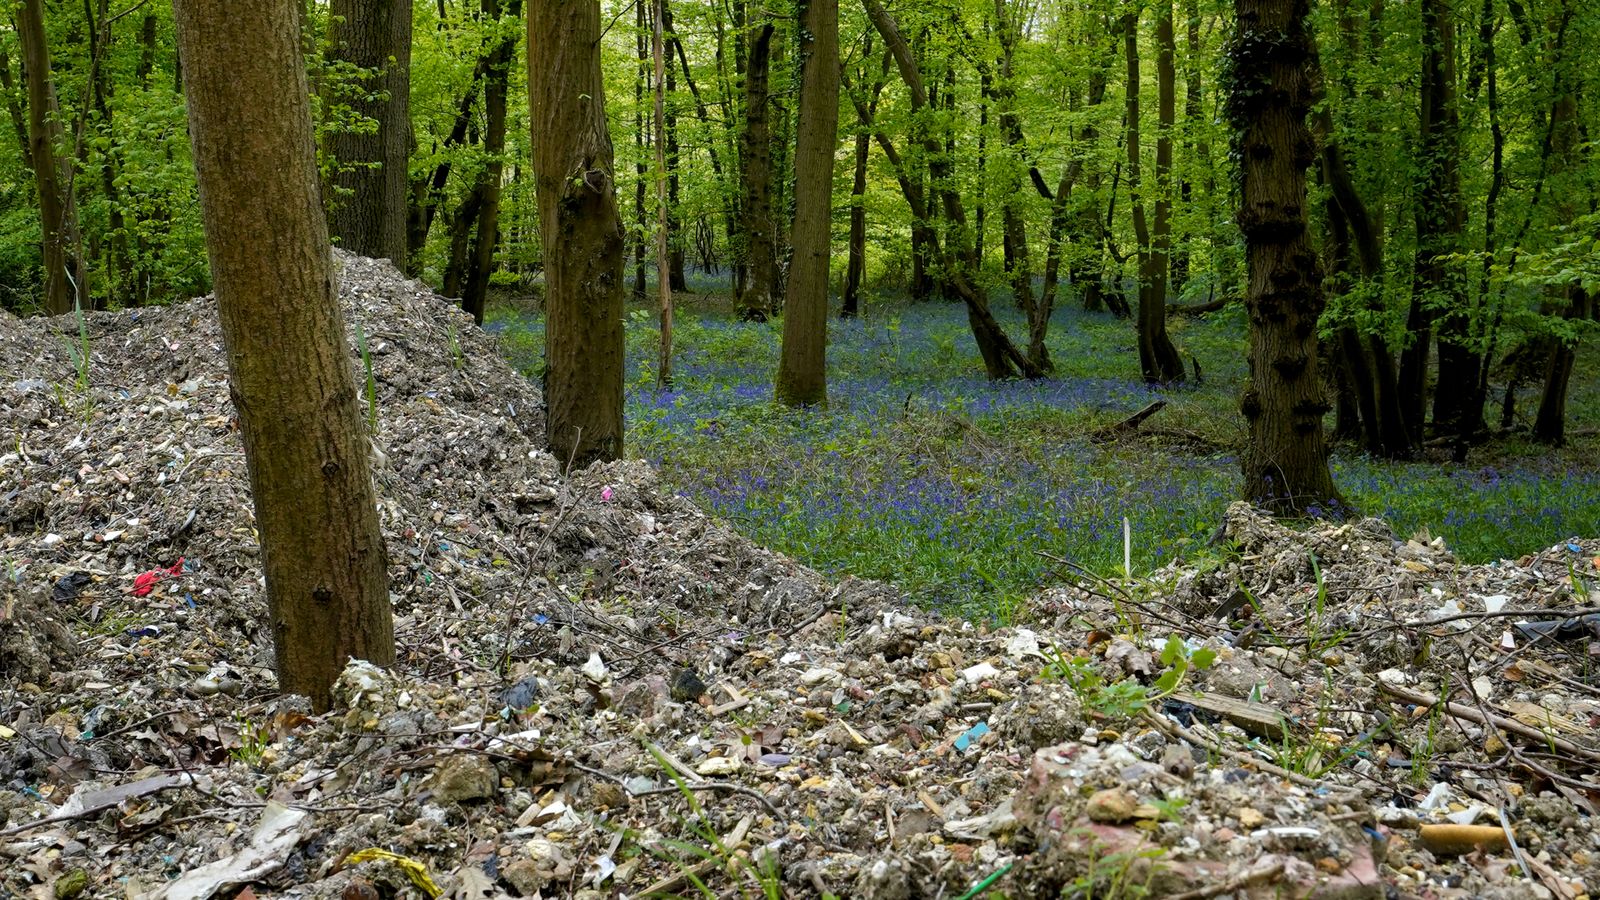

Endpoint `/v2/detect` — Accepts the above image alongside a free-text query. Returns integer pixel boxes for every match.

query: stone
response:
[1085,787,1140,824]
[429,754,498,804]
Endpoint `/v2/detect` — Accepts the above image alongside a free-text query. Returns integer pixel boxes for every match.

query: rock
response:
[615,676,670,720]
[500,675,541,711]
[1085,788,1140,824]
[670,668,707,702]
[695,756,740,776]
[429,754,498,804]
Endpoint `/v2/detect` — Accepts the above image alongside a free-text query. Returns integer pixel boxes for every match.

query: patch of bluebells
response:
[490,297,1600,614]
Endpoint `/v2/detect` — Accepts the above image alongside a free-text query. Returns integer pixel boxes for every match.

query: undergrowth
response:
[489,287,1600,620]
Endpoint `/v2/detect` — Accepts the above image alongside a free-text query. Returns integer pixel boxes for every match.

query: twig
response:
[1164,860,1285,900]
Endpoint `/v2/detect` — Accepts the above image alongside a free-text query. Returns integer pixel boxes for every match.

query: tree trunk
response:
[995,0,1050,372]
[841,42,886,319]
[1227,0,1343,514]
[460,0,518,325]
[528,0,626,466]
[653,0,673,385]
[1533,288,1588,445]
[172,0,395,712]
[633,0,649,301]
[775,0,839,406]
[18,0,83,315]
[864,0,1042,379]
[664,14,686,293]
[1416,0,1480,443]
[326,0,412,264]
[1125,9,1185,383]
[736,23,777,320]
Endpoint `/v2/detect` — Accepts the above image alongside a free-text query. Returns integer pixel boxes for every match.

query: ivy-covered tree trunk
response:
[173,0,395,711]
[1226,0,1343,514]
[775,0,837,406]
[528,0,626,466]
[326,0,412,264]
[736,22,777,321]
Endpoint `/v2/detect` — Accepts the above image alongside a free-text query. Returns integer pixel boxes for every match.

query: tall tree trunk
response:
[1125,8,1185,383]
[736,22,777,320]
[995,0,1050,372]
[1533,36,1585,445]
[663,11,686,293]
[974,75,988,265]
[1227,0,1342,514]
[528,0,626,466]
[19,0,84,315]
[136,11,158,87]
[776,0,838,405]
[634,0,649,300]
[86,0,125,306]
[1067,25,1112,314]
[653,0,673,385]
[1416,0,1480,443]
[841,42,886,319]
[665,0,737,292]
[460,0,518,324]
[326,0,412,263]
[173,0,395,712]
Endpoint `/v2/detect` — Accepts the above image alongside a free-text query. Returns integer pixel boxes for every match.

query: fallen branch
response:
[1091,400,1167,442]
[1377,682,1600,765]
[1165,860,1285,900]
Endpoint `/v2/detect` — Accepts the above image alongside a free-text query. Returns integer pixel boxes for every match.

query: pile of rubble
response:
[1,256,1595,899]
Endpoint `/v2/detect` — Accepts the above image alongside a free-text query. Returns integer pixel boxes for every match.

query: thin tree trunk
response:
[736,22,777,320]
[653,0,673,385]
[634,0,649,300]
[460,0,518,324]
[1417,0,1480,443]
[995,0,1050,372]
[776,0,839,405]
[1126,8,1185,383]
[173,0,395,711]
[1228,0,1342,514]
[664,11,686,292]
[528,0,626,466]
[18,0,82,315]
[841,42,887,318]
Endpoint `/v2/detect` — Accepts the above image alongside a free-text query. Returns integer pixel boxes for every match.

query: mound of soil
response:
[1,255,1594,899]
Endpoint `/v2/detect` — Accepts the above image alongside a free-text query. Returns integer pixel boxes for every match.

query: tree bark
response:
[1227,0,1343,514]
[775,0,839,406]
[173,0,395,711]
[841,43,887,319]
[460,0,519,325]
[18,0,83,315]
[653,0,673,385]
[995,0,1050,372]
[1415,0,1480,442]
[326,0,412,264]
[1125,9,1185,383]
[633,0,649,301]
[736,22,777,320]
[528,0,626,466]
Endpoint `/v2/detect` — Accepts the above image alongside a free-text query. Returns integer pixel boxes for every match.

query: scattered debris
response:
[1,255,1596,898]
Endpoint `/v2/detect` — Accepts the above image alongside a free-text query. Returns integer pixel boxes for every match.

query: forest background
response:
[1,0,1597,617]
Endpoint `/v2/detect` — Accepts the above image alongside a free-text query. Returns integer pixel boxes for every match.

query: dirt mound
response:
[1,256,1594,899]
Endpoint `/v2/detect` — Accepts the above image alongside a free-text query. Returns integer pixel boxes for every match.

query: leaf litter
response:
[1,254,1596,898]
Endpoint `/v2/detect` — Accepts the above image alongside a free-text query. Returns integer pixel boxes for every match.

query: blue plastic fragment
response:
[125,625,162,638]
[1568,542,1583,553]
[955,721,991,752]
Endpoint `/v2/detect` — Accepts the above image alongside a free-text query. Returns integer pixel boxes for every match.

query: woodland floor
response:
[490,276,1600,621]
[0,258,1597,899]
